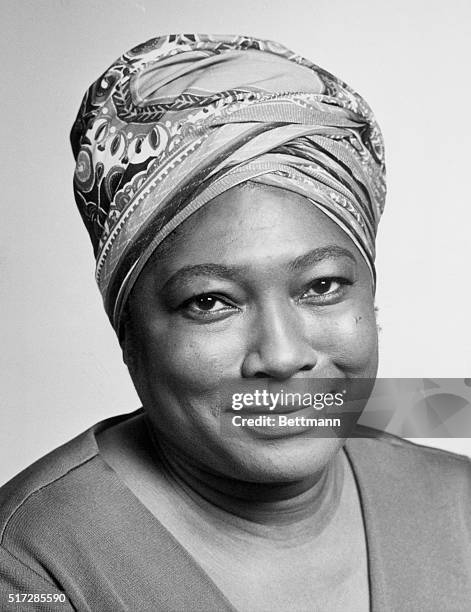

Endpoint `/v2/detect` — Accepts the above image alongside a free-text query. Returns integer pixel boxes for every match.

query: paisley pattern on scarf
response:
[71,33,386,331]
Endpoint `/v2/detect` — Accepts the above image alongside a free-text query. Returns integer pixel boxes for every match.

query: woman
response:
[0,34,469,611]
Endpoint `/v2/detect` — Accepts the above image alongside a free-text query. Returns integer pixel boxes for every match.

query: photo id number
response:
[8,593,66,603]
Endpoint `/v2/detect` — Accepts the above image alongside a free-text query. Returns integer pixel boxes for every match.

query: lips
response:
[225,385,343,414]
[231,402,327,415]
[227,405,337,440]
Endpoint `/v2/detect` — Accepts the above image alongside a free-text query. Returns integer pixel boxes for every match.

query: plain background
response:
[1,0,470,485]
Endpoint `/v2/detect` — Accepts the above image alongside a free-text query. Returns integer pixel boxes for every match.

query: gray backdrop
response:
[1,0,470,485]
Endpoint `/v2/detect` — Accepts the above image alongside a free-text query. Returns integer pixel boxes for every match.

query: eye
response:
[181,293,236,318]
[189,295,225,312]
[301,277,351,301]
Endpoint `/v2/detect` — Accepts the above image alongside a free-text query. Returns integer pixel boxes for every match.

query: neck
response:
[146,419,345,539]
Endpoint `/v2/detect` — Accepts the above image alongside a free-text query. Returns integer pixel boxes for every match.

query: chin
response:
[220,435,345,483]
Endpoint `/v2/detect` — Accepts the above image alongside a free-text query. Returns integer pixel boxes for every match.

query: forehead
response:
[149,183,364,270]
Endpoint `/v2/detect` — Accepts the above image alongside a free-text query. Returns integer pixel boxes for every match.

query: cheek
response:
[312,307,378,374]
[135,318,239,393]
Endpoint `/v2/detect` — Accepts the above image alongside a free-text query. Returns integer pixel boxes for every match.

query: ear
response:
[121,340,129,366]
[374,304,382,334]
[118,314,133,368]
[120,330,135,369]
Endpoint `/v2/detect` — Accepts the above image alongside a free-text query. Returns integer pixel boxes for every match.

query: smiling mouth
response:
[232,405,318,416]
[224,388,341,415]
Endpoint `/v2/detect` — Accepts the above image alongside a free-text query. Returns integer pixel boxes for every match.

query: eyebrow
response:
[288,245,356,271]
[161,245,357,292]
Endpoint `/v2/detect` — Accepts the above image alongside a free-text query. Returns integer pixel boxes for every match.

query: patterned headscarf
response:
[71,34,386,332]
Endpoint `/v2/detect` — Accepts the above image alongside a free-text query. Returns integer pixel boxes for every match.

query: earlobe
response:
[118,305,133,366]
[122,344,128,366]
[119,322,133,369]
[374,304,382,334]
[121,333,135,369]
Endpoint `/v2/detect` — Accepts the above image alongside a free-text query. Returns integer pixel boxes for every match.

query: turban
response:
[71,34,386,332]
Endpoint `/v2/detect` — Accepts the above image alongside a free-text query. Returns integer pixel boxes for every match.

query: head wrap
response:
[71,34,386,332]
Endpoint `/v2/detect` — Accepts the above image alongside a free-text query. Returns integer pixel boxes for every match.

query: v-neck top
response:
[1,409,470,611]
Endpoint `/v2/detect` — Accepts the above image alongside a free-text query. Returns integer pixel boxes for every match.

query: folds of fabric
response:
[70,34,386,331]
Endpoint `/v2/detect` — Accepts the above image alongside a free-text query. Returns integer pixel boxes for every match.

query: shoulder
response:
[0,413,134,581]
[0,427,97,534]
[346,428,471,499]
[352,425,471,462]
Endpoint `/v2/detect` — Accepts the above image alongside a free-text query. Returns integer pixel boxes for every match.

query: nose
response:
[241,300,317,380]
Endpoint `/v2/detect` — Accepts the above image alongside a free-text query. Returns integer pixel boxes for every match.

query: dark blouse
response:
[0,410,470,611]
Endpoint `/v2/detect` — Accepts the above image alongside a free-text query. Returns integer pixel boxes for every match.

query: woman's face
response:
[124,183,378,482]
